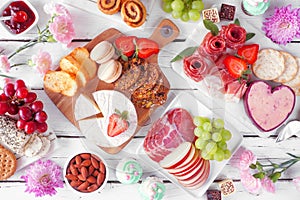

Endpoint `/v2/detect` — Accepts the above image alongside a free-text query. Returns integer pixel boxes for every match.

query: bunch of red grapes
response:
[0,79,48,134]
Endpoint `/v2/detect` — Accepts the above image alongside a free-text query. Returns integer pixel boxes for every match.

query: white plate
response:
[136,91,243,198]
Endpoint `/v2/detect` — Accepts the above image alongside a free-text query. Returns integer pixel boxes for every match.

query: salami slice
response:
[183,54,209,82]
[198,32,226,61]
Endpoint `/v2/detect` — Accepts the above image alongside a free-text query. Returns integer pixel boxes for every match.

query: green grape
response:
[171,0,185,11]
[180,10,190,22]
[193,116,210,127]
[214,149,225,161]
[195,138,208,150]
[212,132,222,142]
[202,131,211,140]
[217,141,227,150]
[202,121,212,132]
[221,129,232,141]
[172,10,183,19]
[191,1,205,11]
[212,118,225,129]
[188,9,201,21]
[224,149,232,160]
[162,2,173,13]
[205,141,217,155]
[201,149,210,160]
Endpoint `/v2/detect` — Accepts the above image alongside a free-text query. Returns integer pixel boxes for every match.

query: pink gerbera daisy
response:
[262,5,300,45]
[21,160,64,197]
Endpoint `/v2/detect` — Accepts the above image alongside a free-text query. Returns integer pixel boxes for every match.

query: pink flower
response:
[240,170,262,194]
[0,55,10,72]
[238,150,257,171]
[44,3,71,19]
[49,15,75,46]
[293,177,300,191]
[261,177,275,193]
[31,51,53,75]
[21,159,64,197]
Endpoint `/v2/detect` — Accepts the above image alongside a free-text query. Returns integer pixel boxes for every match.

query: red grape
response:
[30,101,43,112]
[15,87,28,99]
[3,83,15,97]
[14,79,26,90]
[0,102,9,115]
[7,103,19,115]
[24,92,37,103]
[18,106,33,121]
[36,122,48,133]
[34,111,48,123]
[24,121,36,134]
[16,119,26,130]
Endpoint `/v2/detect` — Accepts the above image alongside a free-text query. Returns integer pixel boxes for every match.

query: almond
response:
[92,170,99,177]
[65,173,78,181]
[99,161,106,174]
[87,176,97,184]
[70,180,82,187]
[91,157,99,169]
[81,159,91,167]
[80,153,91,160]
[77,181,89,191]
[91,154,100,161]
[81,166,88,179]
[78,174,86,181]
[70,164,78,175]
[87,184,99,192]
[88,165,95,176]
[75,155,82,165]
[97,173,105,186]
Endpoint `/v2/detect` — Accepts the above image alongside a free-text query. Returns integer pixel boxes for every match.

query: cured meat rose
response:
[220,24,246,50]
[198,32,226,61]
[183,53,209,82]
[143,108,196,162]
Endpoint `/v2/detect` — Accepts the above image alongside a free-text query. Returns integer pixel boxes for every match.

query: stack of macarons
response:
[90,40,122,83]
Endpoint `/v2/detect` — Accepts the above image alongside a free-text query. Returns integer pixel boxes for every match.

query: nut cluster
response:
[65,153,106,193]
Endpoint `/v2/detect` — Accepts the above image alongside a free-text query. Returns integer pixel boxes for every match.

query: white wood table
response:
[0,0,300,199]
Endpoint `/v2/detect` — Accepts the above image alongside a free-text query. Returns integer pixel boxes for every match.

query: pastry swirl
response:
[97,0,122,15]
[121,0,146,28]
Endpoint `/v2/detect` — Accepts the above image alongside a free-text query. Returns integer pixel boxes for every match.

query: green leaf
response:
[170,46,197,63]
[121,54,128,62]
[246,33,255,41]
[203,19,219,36]
[234,18,240,26]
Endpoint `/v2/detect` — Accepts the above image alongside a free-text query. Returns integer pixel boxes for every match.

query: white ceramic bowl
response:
[63,152,109,196]
[0,0,39,36]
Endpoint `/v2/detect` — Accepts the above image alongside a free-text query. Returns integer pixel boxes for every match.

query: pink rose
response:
[240,170,262,194]
[238,150,257,171]
[0,55,10,72]
[31,51,53,75]
[219,24,247,49]
[293,177,300,191]
[49,15,75,46]
[261,177,275,193]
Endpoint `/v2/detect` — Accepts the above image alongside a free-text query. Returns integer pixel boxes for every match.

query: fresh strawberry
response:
[237,44,259,64]
[137,38,159,59]
[223,55,248,79]
[107,109,129,137]
[115,36,137,57]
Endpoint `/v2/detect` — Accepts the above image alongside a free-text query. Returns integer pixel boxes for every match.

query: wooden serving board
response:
[44,19,180,154]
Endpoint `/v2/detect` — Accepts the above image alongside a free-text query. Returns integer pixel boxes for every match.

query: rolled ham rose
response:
[220,24,247,49]
[198,32,226,61]
[183,53,208,82]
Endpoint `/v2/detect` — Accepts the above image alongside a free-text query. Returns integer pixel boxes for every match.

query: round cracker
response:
[284,57,300,88]
[273,52,298,83]
[252,49,285,80]
[0,145,17,180]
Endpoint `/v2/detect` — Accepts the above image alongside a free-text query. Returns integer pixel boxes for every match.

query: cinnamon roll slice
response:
[97,0,122,15]
[121,0,147,28]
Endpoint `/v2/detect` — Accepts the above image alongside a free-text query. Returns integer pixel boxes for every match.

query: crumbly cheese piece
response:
[74,94,101,121]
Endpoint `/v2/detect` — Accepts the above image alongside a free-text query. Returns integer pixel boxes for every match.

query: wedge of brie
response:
[74,94,101,121]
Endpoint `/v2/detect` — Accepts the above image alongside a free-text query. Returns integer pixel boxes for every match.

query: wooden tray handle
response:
[149,18,180,48]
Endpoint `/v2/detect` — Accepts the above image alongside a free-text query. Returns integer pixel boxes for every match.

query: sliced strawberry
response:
[107,110,129,137]
[223,55,248,79]
[237,44,259,64]
[115,36,137,57]
[137,38,159,59]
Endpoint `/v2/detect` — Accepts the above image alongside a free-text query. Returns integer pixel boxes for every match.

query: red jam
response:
[1,1,36,34]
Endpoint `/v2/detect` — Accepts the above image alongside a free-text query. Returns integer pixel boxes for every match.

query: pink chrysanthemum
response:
[21,160,64,197]
[262,5,300,45]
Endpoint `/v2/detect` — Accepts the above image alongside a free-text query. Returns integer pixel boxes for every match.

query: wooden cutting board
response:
[44,19,180,154]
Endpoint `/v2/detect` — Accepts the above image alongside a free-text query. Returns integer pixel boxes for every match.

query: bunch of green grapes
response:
[162,0,205,22]
[193,116,232,161]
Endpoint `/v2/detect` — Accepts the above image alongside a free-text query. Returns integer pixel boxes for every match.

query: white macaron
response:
[90,41,115,64]
[97,59,122,83]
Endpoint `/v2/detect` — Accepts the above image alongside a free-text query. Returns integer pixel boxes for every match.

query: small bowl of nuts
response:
[63,152,109,195]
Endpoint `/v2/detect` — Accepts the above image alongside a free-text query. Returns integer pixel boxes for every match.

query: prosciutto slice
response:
[143,108,196,163]
[219,24,247,50]
[183,53,209,82]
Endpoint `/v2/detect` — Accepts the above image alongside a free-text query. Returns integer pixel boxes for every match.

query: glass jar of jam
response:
[1,0,37,35]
